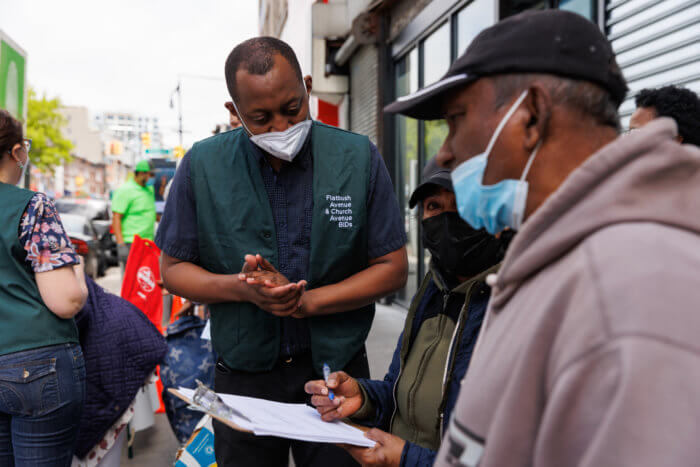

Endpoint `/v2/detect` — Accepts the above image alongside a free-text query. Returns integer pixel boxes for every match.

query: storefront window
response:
[500,0,547,19]
[395,48,420,304]
[500,0,595,20]
[456,0,496,55]
[421,21,450,198]
[423,22,451,86]
[424,120,447,161]
[558,0,594,20]
[390,0,517,306]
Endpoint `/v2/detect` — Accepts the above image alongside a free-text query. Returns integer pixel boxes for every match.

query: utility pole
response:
[169,73,224,150]
[170,80,183,148]
[177,80,183,148]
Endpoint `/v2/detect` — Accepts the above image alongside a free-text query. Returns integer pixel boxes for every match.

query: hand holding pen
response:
[304,367,365,422]
[323,363,335,400]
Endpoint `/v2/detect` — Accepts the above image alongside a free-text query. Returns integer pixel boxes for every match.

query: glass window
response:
[456,0,496,55]
[423,22,451,86]
[395,49,420,304]
[396,48,419,97]
[558,0,594,20]
[424,120,448,161]
[500,0,546,19]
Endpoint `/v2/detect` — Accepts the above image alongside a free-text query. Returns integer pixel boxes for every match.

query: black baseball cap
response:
[409,158,453,208]
[385,9,628,120]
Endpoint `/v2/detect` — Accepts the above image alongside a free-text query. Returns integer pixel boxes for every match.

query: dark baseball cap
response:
[385,9,628,120]
[409,158,453,208]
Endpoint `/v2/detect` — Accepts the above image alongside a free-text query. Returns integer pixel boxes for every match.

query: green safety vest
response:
[189,122,375,374]
[0,183,78,356]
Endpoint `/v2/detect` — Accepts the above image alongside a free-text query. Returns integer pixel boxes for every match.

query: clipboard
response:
[168,388,370,435]
[168,388,253,433]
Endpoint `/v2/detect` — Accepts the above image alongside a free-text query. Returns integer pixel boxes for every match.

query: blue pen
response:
[322,363,335,400]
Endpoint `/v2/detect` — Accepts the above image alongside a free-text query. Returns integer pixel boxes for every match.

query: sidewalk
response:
[95,269,406,465]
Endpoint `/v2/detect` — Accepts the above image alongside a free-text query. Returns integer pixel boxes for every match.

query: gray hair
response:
[491,73,621,130]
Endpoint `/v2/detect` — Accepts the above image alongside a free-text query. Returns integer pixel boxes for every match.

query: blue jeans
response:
[0,343,86,466]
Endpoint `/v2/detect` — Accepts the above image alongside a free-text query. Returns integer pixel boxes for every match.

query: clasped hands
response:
[238,254,310,317]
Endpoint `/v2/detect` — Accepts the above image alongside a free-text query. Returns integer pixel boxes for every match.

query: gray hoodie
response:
[435,118,700,467]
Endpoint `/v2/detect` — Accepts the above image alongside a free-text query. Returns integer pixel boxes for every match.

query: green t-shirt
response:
[111,179,156,243]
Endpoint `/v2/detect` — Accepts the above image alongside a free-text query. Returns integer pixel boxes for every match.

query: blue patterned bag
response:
[160,315,217,443]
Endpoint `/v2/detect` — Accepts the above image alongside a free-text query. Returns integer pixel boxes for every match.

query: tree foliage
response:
[26,88,73,172]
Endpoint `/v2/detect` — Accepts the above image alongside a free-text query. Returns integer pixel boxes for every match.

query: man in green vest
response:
[111,159,156,271]
[156,37,408,466]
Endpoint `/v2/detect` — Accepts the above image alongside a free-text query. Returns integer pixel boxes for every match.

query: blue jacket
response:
[356,265,496,466]
[74,278,167,458]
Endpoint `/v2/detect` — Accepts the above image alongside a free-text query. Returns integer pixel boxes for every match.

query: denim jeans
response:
[0,343,86,466]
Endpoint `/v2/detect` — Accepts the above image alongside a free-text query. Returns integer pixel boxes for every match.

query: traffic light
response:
[109,140,123,155]
[173,145,185,159]
[141,132,152,149]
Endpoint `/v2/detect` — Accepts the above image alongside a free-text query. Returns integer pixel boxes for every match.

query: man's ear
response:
[224,101,237,117]
[522,84,551,151]
[304,75,313,94]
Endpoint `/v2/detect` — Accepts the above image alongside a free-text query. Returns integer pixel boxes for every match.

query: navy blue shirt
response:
[156,131,406,357]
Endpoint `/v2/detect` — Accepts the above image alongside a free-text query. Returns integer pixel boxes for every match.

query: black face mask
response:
[421,211,512,279]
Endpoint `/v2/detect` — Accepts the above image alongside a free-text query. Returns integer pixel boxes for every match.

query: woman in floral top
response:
[19,192,81,271]
[0,109,88,466]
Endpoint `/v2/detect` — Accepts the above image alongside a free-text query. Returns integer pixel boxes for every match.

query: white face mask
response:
[231,87,312,162]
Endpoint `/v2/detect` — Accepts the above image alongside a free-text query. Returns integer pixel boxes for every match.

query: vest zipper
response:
[439,295,466,442]
[389,363,402,433]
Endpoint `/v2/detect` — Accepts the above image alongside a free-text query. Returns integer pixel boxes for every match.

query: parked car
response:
[55,198,110,221]
[60,213,102,279]
[55,198,117,273]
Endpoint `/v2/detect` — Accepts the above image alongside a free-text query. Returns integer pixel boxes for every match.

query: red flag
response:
[120,235,163,332]
[120,235,166,413]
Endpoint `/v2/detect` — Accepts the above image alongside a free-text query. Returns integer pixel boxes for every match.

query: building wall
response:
[349,45,380,144]
[259,0,288,37]
[388,0,433,41]
[278,0,315,75]
[62,156,104,195]
[95,111,163,168]
[58,106,106,195]
[606,0,700,128]
[60,106,103,165]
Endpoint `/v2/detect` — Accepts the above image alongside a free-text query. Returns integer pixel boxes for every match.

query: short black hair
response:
[635,86,700,146]
[225,37,303,102]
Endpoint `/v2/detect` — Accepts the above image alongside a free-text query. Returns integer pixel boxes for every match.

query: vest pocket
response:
[0,358,60,416]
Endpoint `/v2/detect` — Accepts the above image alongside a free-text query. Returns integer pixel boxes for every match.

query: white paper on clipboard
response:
[174,387,375,447]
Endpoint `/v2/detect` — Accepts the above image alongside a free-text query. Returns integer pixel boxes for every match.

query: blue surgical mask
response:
[451,90,541,235]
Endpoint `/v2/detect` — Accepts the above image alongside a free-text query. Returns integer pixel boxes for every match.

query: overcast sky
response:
[0,0,259,147]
